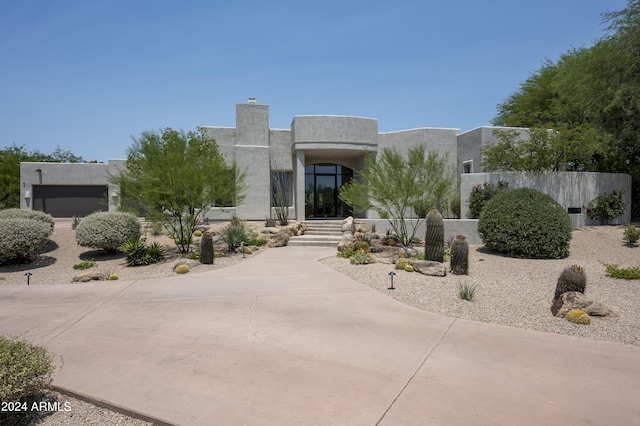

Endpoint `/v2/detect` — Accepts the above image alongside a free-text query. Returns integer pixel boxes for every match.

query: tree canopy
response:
[111,127,246,253]
[338,144,456,246]
[492,0,640,217]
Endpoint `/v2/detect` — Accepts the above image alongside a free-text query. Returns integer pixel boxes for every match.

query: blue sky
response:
[0,0,628,162]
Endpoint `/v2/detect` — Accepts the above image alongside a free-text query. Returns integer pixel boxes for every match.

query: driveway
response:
[1,246,639,425]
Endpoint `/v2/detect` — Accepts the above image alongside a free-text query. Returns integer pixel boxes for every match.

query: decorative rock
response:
[412,260,447,277]
[551,291,616,318]
[261,227,279,234]
[337,234,355,252]
[72,272,105,282]
[354,222,370,233]
[341,216,355,233]
[381,235,402,246]
[173,259,200,272]
[402,246,419,258]
[268,233,289,248]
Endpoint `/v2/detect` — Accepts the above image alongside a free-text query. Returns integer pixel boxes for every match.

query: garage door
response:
[32,185,108,217]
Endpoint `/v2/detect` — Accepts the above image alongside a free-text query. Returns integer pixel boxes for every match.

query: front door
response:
[305,164,353,218]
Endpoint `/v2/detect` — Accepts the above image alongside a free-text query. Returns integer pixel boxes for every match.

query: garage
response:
[32,185,108,217]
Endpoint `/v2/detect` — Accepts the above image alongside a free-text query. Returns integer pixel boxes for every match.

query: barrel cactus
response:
[553,265,586,302]
[175,264,190,274]
[425,209,444,262]
[200,231,214,264]
[565,309,591,325]
[450,234,469,275]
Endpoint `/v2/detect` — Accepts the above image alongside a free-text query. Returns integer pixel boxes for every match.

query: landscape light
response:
[388,271,396,290]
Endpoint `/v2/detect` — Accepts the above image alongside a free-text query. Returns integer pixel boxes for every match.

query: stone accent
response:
[411,260,447,277]
[551,291,616,317]
[71,272,105,282]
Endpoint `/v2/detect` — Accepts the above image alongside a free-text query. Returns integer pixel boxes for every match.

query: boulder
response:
[261,227,279,234]
[337,234,356,252]
[341,216,355,233]
[268,233,289,248]
[173,259,200,271]
[402,246,419,258]
[381,235,402,247]
[72,272,105,282]
[551,291,616,317]
[412,260,447,277]
[354,222,370,233]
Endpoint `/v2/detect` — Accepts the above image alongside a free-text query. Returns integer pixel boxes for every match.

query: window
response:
[463,160,473,174]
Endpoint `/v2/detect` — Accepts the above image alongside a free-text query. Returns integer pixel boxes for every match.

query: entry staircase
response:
[288,220,343,247]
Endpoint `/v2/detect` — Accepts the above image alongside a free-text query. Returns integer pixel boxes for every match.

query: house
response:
[20,99,631,230]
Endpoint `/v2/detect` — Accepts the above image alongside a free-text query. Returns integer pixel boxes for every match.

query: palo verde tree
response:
[338,144,456,246]
[111,127,246,254]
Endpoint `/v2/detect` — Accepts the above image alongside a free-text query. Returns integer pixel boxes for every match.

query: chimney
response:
[248,97,256,104]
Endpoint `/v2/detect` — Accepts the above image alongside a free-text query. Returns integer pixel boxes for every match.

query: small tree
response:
[111,128,246,254]
[339,145,456,246]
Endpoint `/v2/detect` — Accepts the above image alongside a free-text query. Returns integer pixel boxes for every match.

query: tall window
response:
[271,171,291,207]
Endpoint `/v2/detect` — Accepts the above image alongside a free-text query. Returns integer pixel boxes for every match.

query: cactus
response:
[353,241,370,252]
[395,259,411,270]
[553,264,586,302]
[175,264,190,274]
[404,264,414,272]
[565,309,591,325]
[193,229,203,237]
[450,235,469,275]
[200,231,214,264]
[425,209,444,262]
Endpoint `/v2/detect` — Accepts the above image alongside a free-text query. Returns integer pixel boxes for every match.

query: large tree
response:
[338,144,456,246]
[111,127,246,254]
[493,0,640,217]
[0,144,83,209]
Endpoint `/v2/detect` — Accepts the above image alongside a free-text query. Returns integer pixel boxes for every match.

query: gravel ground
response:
[321,225,640,347]
[2,223,639,424]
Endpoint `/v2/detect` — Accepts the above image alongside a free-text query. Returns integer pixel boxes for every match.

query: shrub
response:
[175,264,190,274]
[353,241,370,252]
[467,181,509,218]
[337,248,357,258]
[602,262,640,279]
[0,335,54,401]
[350,250,375,265]
[245,237,268,246]
[73,259,96,270]
[477,188,572,259]
[74,211,140,253]
[623,224,640,246]
[121,236,164,267]
[218,215,251,252]
[0,219,52,265]
[565,309,591,325]
[0,209,54,235]
[586,189,626,224]
[458,281,478,301]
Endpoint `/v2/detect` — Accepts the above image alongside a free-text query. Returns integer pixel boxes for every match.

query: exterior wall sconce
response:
[24,190,31,200]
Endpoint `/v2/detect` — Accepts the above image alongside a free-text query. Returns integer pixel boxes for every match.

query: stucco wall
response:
[291,116,378,152]
[461,172,632,226]
[359,219,481,244]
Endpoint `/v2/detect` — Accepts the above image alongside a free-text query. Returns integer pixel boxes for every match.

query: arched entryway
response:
[304,164,353,218]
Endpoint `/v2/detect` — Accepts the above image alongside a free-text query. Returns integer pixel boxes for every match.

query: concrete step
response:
[288,234,341,247]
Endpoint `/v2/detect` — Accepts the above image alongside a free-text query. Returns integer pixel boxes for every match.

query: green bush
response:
[350,250,375,265]
[0,219,52,265]
[337,248,357,258]
[0,335,54,401]
[0,209,54,235]
[245,237,268,246]
[477,188,572,259]
[602,262,640,279]
[74,211,140,253]
[623,224,640,245]
[458,281,478,301]
[73,259,96,270]
[121,236,164,267]
[467,181,509,219]
[586,189,626,224]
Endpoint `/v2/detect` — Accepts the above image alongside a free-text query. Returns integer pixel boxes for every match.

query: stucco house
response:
[19,99,631,229]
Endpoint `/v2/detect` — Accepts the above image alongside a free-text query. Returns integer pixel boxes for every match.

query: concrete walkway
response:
[1,246,639,425]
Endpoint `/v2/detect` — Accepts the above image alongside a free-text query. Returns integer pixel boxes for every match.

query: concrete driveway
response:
[1,246,639,425]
